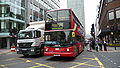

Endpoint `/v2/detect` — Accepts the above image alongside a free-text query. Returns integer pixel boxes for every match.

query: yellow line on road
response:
[30,62,54,68]
[94,57,104,68]
[70,59,94,68]
[70,55,105,68]
[83,63,100,67]
[73,62,100,67]
[29,65,40,68]
[93,54,105,68]
[26,60,32,62]
[17,58,54,68]
[0,64,7,68]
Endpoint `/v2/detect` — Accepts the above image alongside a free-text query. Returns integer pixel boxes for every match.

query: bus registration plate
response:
[22,49,27,50]
[54,54,60,56]
[55,48,59,50]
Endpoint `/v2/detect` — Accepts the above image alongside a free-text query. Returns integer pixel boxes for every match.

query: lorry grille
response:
[18,43,32,48]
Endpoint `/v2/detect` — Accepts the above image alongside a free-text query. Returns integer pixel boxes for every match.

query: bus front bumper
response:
[44,52,75,57]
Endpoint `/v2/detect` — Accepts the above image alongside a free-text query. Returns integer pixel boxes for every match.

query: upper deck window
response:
[58,10,70,21]
[46,9,70,22]
[45,9,70,30]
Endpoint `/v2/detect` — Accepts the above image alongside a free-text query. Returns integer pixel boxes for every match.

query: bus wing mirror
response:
[72,32,75,37]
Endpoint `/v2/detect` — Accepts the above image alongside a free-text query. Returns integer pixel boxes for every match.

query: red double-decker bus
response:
[44,9,85,57]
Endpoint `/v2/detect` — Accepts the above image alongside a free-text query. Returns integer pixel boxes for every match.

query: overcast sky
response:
[60,0,100,36]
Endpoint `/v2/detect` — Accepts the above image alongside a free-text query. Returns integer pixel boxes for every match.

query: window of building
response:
[116,10,120,18]
[106,0,113,3]
[115,7,120,19]
[108,9,114,20]
[115,7,120,25]
[0,21,8,32]
[21,0,25,8]
[1,22,5,31]
[0,21,1,32]
[0,7,2,17]
[109,12,114,20]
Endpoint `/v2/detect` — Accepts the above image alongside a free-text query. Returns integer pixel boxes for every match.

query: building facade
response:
[26,0,60,24]
[67,0,85,36]
[0,0,60,49]
[96,0,120,46]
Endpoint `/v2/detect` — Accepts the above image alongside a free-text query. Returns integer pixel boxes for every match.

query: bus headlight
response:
[67,49,70,51]
[46,48,48,51]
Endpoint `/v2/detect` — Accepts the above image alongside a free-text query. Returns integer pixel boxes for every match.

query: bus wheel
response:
[77,48,79,55]
[40,48,44,56]
[75,48,79,57]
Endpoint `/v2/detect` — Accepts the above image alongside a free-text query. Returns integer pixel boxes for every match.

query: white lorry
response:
[17,21,45,56]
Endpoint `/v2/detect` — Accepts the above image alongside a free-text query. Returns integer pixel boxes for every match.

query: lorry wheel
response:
[40,49,44,56]
[23,54,29,57]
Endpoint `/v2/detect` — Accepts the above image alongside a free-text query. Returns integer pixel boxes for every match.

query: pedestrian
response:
[87,40,92,52]
[103,41,107,51]
[98,39,103,51]
[91,40,95,50]
[95,40,99,52]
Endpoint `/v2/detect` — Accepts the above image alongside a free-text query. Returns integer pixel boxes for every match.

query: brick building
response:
[96,0,120,46]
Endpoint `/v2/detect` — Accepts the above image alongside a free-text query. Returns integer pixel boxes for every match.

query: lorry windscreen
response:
[18,31,33,39]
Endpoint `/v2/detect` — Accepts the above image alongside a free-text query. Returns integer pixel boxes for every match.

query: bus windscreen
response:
[44,31,72,47]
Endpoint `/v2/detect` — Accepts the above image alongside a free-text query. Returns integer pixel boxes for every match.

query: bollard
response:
[11,45,16,52]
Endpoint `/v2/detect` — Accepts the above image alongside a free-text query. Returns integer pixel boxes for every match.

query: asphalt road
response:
[1,50,119,68]
[94,52,120,68]
[0,50,104,68]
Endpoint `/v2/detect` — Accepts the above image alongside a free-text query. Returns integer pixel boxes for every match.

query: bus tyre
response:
[76,48,79,56]
[23,54,29,57]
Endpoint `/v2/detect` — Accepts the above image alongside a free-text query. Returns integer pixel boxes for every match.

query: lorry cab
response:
[17,21,45,56]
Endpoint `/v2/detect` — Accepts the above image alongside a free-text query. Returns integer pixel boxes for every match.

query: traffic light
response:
[91,24,95,37]
[91,29,95,36]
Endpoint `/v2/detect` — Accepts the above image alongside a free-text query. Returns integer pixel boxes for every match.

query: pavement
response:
[86,46,120,52]
[105,46,120,52]
[0,49,11,54]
